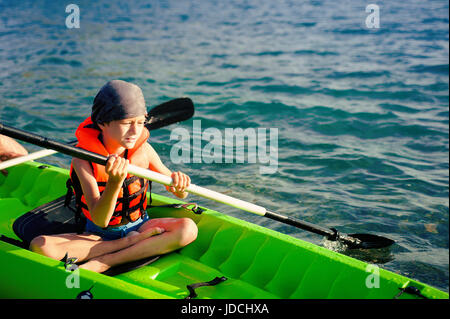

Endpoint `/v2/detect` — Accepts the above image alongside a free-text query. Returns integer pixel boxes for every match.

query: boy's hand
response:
[167,171,190,197]
[105,154,128,185]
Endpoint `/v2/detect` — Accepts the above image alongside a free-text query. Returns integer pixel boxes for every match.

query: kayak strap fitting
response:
[149,203,205,215]
[185,276,228,299]
[395,285,428,299]
[76,285,95,299]
[61,252,78,272]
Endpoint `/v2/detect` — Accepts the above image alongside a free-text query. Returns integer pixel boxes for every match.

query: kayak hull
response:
[0,162,448,299]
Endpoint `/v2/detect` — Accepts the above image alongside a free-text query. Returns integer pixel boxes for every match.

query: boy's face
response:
[99,115,146,149]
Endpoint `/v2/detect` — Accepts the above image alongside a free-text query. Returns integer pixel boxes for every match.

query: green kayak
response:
[0,161,448,299]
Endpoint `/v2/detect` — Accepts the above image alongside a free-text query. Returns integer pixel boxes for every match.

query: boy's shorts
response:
[85,213,150,241]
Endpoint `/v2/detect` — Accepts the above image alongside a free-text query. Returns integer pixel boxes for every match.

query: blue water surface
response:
[0,0,448,292]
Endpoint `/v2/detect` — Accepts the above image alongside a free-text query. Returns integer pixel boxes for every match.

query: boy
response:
[30,80,198,273]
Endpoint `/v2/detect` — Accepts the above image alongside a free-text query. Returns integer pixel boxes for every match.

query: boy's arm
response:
[72,156,127,228]
[145,143,190,199]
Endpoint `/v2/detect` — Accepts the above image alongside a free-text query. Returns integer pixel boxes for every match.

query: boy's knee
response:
[29,235,45,253]
[176,218,198,247]
[29,235,58,259]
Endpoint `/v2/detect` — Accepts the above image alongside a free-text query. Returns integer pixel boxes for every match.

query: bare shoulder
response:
[144,142,170,174]
[71,158,99,201]
[143,142,159,160]
[72,157,90,169]
[72,158,94,178]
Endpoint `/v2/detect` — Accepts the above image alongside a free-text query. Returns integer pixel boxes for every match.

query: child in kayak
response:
[30,80,198,273]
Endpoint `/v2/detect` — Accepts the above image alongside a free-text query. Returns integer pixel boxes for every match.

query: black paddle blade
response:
[146,97,194,131]
[346,233,395,249]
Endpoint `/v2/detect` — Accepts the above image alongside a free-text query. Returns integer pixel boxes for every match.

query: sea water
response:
[0,0,448,292]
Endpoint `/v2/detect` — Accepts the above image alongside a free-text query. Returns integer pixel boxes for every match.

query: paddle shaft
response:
[264,210,337,238]
[0,123,359,245]
[0,123,265,213]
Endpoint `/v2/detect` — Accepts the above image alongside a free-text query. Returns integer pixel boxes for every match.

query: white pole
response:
[0,149,58,170]
[0,148,268,217]
[128,164,267,216]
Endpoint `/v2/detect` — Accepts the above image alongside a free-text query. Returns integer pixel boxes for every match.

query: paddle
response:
[0,98,194,171]
[0,123,394,250]
[145,98,194,131]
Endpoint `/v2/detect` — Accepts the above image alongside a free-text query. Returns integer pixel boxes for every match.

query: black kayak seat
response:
[13,195,81,247]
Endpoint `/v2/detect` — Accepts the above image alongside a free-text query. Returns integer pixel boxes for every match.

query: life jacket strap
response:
[65,178,86,234]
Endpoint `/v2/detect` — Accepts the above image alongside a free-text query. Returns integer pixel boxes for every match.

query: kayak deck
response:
[0,162,448,299]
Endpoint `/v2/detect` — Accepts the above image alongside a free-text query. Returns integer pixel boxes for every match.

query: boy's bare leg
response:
[80,217,197,273]
[29,226,163,262]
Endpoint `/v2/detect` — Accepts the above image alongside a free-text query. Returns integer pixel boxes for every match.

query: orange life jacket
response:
[69,117,151,226]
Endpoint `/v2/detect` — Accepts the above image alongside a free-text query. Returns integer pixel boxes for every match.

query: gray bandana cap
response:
[91,80,147,125]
